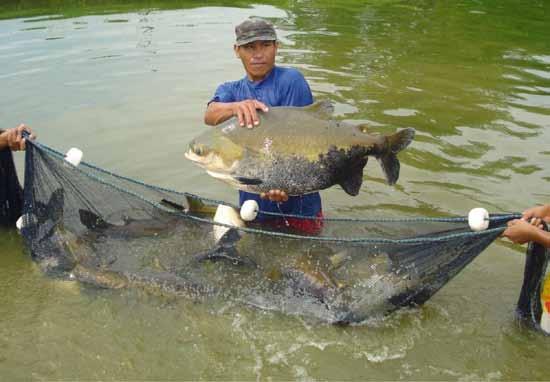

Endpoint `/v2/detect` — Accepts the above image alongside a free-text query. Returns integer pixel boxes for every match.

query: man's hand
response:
[231,99,269,128]
[260,189,289,203]
[204,100,269,127]
[522,204,550,224]
[502,219,541,244]
[1,124,35,151]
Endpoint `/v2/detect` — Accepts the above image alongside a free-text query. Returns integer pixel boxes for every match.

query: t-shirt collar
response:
[245,66,276,87]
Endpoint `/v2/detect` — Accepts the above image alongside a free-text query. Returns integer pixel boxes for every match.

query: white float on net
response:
[468,207,489,231]
[64,148,83,167]
[240,199,259,222]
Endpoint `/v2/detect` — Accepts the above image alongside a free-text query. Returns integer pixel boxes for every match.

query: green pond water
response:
[1,0,550,380]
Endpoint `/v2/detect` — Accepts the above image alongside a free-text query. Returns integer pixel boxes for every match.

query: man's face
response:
[234,40,278,82]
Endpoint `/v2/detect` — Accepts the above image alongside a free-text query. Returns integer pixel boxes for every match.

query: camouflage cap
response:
[235,18,277,46]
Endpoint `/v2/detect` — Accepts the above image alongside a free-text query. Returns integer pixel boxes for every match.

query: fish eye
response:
[192,144,207,156]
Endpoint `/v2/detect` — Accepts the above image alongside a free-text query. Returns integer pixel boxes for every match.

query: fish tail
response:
[378,128,415,185]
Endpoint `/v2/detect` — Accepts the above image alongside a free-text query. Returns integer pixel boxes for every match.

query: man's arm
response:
[205,100,269,128]
[522,204,550,223]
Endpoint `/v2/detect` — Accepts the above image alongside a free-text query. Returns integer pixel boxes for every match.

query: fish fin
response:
[194,228,253,267]
[48,188,65,224]
[204,169,262,187]
[160,198,185,211]
[78,209,113,230]
[218,227,242,246]
[193,245,256,268]
[184,194,217,216]
[378,128,415,185]
[35,188,65,225]
[338,158,367,196]
[305,100,334,119]
[234,176,263,185]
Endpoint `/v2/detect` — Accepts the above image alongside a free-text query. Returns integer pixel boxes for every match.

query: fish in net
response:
[9,138,549,328]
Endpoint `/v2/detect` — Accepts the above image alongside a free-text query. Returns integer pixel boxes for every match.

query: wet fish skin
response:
[78,209,181,238]
[193,245,257,268]
[70,266,217,299]
[186,101,415,196]
[192,228,257,268]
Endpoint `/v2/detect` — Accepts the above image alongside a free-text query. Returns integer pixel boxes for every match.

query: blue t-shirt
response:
[210,66,322,220]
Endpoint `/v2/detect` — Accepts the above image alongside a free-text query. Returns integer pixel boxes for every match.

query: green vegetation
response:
[0,0,259,20]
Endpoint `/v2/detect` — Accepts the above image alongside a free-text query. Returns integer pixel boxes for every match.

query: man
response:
[204,17,322,233]
[503,204,550,247]
[0,124,35,227]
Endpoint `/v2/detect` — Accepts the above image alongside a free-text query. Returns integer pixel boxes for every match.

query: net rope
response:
[28,139,519,244]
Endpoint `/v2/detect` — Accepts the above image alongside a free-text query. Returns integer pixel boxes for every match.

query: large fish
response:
[185,101,415,196]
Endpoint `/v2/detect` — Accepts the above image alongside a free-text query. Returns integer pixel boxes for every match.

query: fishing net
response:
[17,139,519,324]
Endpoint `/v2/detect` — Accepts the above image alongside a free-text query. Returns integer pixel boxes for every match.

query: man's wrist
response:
[533,229,550,247]
[229,102,238,117]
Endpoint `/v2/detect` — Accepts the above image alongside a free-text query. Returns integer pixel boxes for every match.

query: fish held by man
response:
[185,101,415,196]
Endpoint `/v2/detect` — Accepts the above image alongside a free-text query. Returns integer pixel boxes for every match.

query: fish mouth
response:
[185,149,217,171]
[184,150,204,165]
[185,150,240,178]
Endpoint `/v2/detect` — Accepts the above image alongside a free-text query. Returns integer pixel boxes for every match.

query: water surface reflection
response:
[1,1,550,380]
